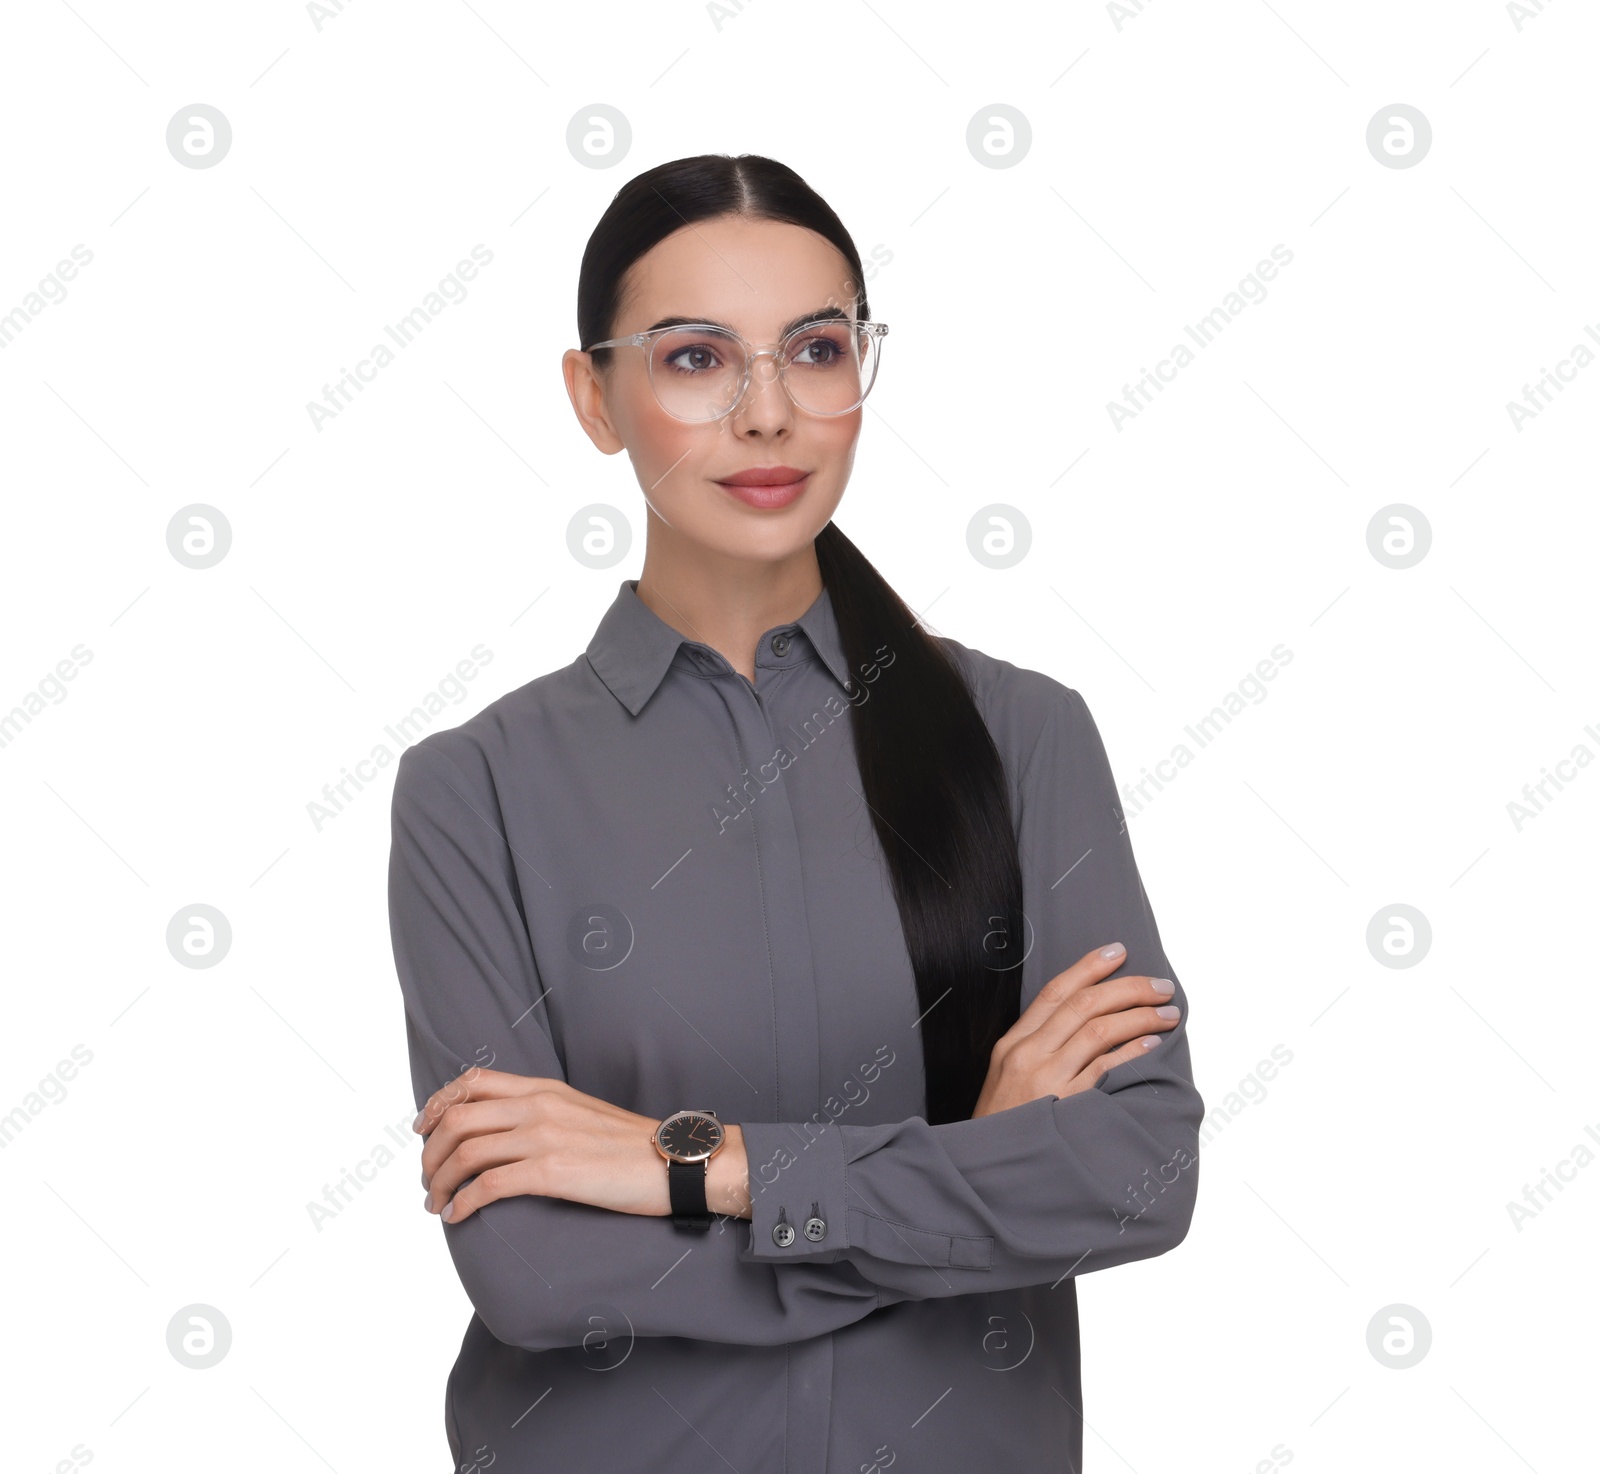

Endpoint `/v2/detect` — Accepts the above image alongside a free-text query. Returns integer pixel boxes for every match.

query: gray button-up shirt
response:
[388,576,1202,1473]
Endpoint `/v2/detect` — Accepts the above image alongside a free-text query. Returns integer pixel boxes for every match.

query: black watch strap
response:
[667,1156,712,1231]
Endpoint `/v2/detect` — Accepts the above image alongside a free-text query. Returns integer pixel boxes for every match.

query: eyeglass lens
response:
[644,323,881,421]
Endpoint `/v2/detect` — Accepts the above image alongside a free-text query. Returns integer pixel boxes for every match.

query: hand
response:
[972,942,1181,1118]
[414,1068,749,1225]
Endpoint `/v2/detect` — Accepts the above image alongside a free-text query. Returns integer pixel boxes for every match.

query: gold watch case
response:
[652,1108,725,1163]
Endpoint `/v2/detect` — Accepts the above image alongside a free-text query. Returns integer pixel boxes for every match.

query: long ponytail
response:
[815,521,1024,1125]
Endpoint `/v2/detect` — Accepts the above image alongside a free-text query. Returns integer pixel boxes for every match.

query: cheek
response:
[618,397,714,493]
[814,412,862,474]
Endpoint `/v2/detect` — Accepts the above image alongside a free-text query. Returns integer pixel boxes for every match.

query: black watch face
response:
[659,1113,723,1161]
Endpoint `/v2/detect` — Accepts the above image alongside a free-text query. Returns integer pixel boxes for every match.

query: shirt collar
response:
[585,577,852,716]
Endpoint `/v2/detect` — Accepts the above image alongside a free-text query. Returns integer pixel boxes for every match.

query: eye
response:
[786,326,851,367]
[662,342,723,374]
[653,327,739,377]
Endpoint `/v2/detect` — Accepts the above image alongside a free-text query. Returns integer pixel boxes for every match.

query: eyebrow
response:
[643,305,850,338]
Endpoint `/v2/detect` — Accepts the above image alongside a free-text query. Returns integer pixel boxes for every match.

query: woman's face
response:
[564,214,865,566]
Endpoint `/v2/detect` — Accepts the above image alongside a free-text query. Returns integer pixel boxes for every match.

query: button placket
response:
[710,653,835,1462]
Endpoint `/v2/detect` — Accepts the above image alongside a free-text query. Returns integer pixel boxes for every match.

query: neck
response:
[635,536,823,685]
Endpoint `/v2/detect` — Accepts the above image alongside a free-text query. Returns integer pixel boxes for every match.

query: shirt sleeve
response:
[736,680,1204,1298]
[388,734,901,1353]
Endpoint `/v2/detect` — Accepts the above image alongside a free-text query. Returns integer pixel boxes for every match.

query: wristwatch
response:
[652,1108,726,1232]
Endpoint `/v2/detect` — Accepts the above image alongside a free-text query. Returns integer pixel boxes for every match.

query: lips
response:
[714,465,811,510]
[715,466,808,487]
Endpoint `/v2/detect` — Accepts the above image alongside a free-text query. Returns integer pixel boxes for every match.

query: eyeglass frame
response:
[582,318,889,422]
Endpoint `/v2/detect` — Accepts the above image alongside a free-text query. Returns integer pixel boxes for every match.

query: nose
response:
[726,349,794,435]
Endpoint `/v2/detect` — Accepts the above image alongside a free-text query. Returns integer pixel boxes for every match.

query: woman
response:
[389,152,1203,1473]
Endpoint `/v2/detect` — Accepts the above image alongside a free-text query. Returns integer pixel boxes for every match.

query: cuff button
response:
[803,1215,827,1242]
[772,1206,797,1247]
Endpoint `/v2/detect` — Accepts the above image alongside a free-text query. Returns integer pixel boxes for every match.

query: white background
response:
[2,1,1595,1470]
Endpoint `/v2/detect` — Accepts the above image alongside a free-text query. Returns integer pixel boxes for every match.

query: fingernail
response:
[412,1110,426,1131]
[1156,1004,1180,1019]
[422,1193,433,1212]
[421,1169,429,1187]
[1100,943,1125,959]
[441,1201,455,1223]
[1150,978,1175,996]
[1141,1037,1160,1050]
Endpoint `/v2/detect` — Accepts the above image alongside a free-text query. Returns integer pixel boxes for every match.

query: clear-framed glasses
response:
[584,317,888,422]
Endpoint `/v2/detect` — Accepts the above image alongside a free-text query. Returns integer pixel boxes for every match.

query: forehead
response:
[615,215,856,335]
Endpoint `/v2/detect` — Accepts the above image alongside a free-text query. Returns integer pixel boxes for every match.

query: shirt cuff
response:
[737,1118,850,1263]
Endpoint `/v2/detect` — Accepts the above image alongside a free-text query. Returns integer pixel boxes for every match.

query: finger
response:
[1029,973,1177,1056]
[1009,942,1130,1041]
[427,1122,533,1214]
[1044,1001,1182,1087]
[436,1156,538,1225]
[413,1066,500,1136]
[414,1068,554,1136]
[420,1096,530,1186]
[1068,1032,1167,1095]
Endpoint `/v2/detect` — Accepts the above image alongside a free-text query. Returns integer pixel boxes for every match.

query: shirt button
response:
[770,633,791,657]
[772,1220,796,1247]
[803,1214,827,1242]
